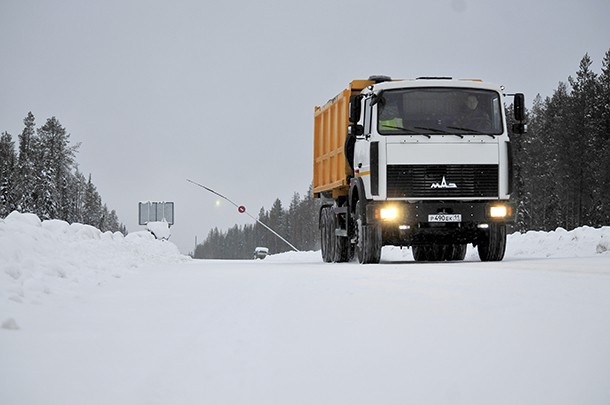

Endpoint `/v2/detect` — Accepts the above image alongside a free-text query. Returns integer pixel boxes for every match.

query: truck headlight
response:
[380,207,398,221]
[488,204,511,218]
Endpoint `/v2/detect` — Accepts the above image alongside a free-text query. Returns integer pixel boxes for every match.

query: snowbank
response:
[0,211,189,305]
[506,226,610,257]
[146,220,171,240]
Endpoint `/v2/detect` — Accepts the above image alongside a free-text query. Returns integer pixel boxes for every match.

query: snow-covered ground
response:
[1,211,610,405]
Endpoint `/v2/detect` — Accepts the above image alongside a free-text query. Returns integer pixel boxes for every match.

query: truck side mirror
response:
[512,123,527,134]
[512,93,526,134]
[349,95,362,124]
[514,93,525,122]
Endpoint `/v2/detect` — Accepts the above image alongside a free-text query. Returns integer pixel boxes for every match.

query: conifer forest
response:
[0,113,126,234]
[510,50,610,232]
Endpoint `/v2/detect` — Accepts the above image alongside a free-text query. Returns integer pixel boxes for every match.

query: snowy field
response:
[1,211,610,405]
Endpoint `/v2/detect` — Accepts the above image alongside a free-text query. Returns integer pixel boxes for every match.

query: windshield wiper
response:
[381,124,431,138]
[446,126,496,139]
[413,126,463,138]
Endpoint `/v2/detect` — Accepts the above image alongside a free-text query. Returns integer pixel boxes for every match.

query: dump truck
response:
[313,76,526,263]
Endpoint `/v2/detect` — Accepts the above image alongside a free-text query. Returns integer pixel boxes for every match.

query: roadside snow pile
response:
[0,211,189,305]
[506,226,610,258]
[265,250,321,263]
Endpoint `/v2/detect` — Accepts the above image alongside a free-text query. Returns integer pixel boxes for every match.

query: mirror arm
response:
[348,124,364,137]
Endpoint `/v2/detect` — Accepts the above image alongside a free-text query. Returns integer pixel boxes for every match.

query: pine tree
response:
[597,48,610,224]
[0,132,16,217]
[268,198,286,253]
[507,101,530,231]
[34,117,79,220]
[83,174,103,227]
[531,94,561,230]
[544,82,575,230]
[14,112,37,213]
[105,208,122,233]
[298,183,321,250]
[29,117,71,219]
[255,206,270,250]
[196,227,224,259]
[287,192,301,248]
[568,54,600,226]
[65,169,87,224]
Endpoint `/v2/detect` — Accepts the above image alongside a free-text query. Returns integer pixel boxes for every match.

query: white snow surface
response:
[145,220,172,240]
[1,211,610,405]
[0,211,188,305]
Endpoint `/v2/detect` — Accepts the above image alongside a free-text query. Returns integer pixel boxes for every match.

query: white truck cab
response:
[353,79,512,201]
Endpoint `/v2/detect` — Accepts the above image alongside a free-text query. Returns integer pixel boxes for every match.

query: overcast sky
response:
[1,0,609,253]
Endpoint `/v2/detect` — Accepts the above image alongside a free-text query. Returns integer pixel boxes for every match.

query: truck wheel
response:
[477,224,506,262]
[355,200,382,264]
[333,206,350,263]
[412,245,429,262]
[433,244,450,261]
[449,244,467,261]
[320,206,334,262]
[413,244,444,262]
[414,244,463,262]
[334,236,350,262]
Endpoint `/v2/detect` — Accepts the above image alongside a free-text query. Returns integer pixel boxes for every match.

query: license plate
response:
[428,214,462,222]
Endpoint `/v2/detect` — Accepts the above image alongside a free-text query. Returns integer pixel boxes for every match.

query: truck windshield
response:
[377,88,504,136]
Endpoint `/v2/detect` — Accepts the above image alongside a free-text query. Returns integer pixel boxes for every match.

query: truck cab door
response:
[353,97,377,198]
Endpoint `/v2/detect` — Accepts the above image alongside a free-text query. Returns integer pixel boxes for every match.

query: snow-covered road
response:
[2,256,610,404]
[1,212,610,404]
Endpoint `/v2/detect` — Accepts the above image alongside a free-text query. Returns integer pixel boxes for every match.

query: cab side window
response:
[363,98,372,135]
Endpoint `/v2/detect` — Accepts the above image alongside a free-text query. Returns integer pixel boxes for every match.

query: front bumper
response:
[366,200,515,226]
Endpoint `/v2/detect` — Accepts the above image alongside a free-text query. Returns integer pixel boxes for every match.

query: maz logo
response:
[430,176,457,189]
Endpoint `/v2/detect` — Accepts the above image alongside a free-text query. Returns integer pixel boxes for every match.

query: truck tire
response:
[413,244,465,262]
[449,244,467,261]
[333,206,350,263]
[321,205,350,263]
[413,244,446,262]
[320,206,334,262]
[477,224,506,262]
[355,200,381,264]
[434,245,450,261]
[412,245,430,262]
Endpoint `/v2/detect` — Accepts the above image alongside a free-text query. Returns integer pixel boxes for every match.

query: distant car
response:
[253,247,269,259]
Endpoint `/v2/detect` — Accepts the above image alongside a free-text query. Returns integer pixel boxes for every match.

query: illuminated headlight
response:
[489,205,509,218]
[380,207,398,220]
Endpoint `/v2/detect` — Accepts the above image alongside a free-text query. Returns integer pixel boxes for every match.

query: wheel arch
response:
[349,177,367,214]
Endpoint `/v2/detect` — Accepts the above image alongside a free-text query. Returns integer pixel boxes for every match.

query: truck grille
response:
[387,164,498,198]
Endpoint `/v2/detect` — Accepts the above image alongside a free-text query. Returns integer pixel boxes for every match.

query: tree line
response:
[193,185,320,259]
[197,49,610,258]
[0,112,126,233]
[511,49,610,232]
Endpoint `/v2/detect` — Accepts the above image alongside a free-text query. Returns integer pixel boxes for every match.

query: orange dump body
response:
[313,79,373,199]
